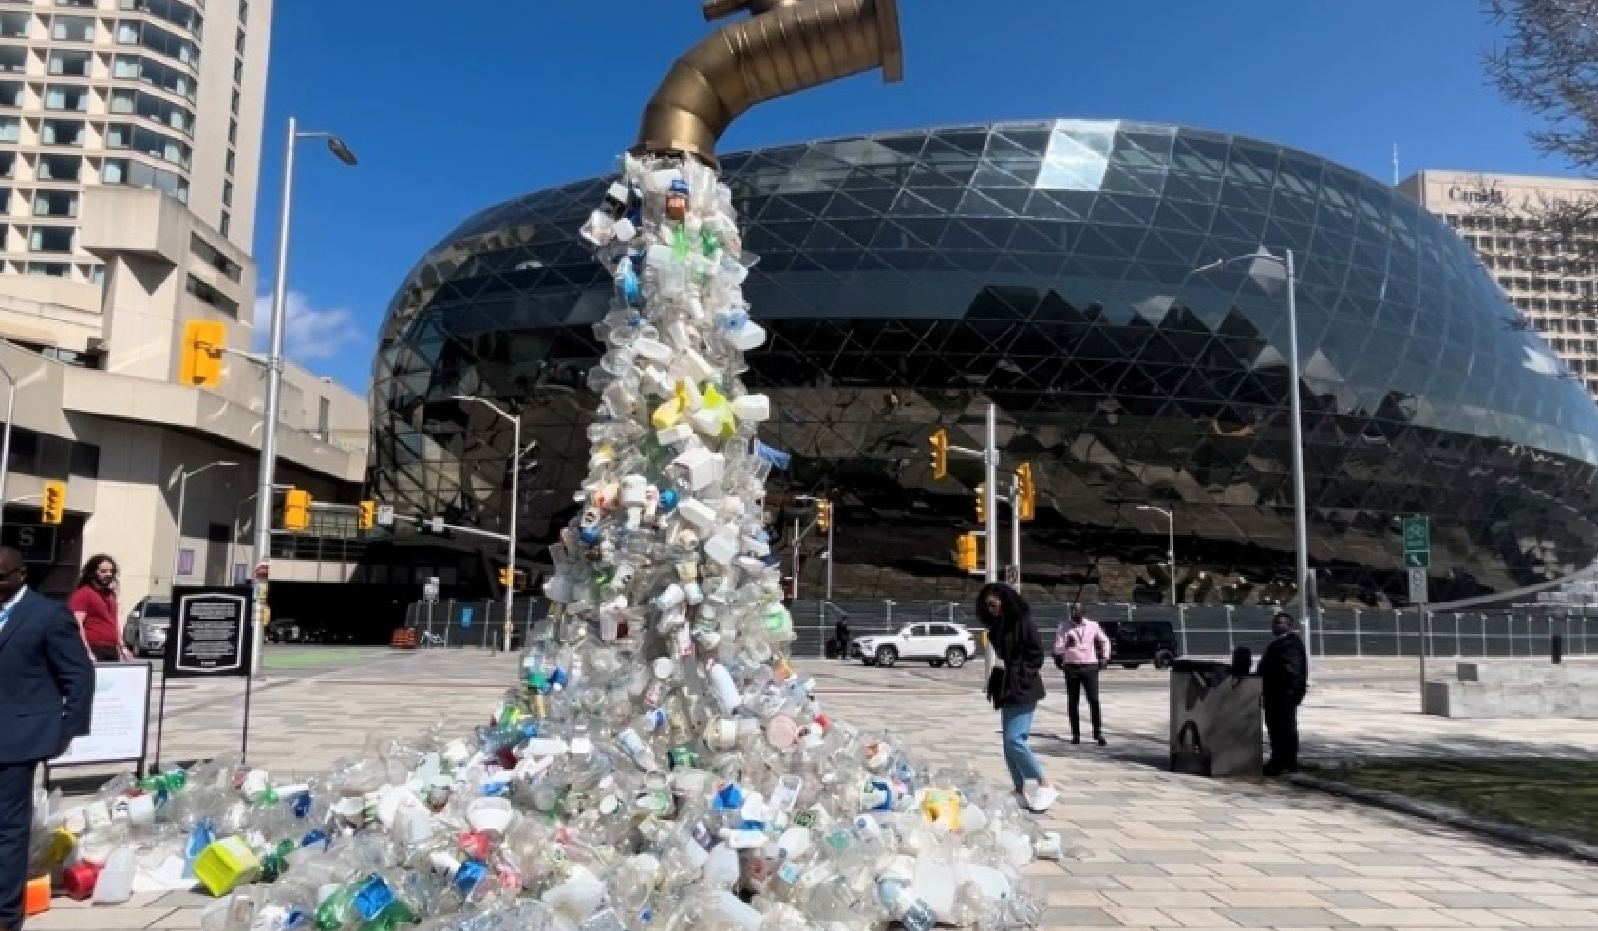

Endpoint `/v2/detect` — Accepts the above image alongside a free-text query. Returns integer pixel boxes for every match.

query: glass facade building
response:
[370,120,1598,606]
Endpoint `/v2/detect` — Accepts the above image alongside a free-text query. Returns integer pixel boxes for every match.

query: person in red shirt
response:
[66,554,128,663]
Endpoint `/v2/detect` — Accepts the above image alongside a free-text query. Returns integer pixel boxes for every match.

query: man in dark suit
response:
[1257,611,1308,777]
[0,546,94,931]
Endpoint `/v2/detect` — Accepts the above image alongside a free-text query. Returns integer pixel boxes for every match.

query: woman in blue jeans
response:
[978,582,1057,813]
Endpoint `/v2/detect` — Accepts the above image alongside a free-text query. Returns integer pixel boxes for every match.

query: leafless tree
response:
[1484,0,1598,171]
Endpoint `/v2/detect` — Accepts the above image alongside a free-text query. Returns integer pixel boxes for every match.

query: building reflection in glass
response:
[369,120,1598,606]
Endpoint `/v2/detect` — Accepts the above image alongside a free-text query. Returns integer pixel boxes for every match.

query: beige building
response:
[0,185,366,615]
[0,0,267,317]
[1398,170,1598,398]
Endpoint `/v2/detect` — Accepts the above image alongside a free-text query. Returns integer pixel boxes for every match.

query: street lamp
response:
[172,462,237,589]
[452,394,521,654]
[250,117,357,676]
[1192,248,1311,654]
[792,495,829,603]
[1137,504,1176,606]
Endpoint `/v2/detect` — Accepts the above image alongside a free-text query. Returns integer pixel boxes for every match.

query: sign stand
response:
[1403,516,1431,711]
[154,586,255,774]
[42,661,152,789]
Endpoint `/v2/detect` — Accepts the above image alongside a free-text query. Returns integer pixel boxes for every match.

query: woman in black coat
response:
[977,582,1057,812]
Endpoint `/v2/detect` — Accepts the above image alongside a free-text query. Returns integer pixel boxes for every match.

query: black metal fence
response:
[401,597,1596,660]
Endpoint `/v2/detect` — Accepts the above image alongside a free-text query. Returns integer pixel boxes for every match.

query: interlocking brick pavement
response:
[25,651,1598,929]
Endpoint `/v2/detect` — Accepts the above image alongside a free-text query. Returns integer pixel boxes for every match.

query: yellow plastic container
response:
[39,827,77,873]
[193,836,261,897]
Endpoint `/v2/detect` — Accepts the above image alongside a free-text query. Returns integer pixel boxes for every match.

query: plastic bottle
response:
[92,846,137,904]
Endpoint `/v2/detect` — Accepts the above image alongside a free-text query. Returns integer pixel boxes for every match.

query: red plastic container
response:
[61,861,101,901]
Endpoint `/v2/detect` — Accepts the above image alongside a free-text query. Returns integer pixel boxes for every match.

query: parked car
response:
[1098,619,1178,669]
[852,623,975,668]
[122,597,172,657]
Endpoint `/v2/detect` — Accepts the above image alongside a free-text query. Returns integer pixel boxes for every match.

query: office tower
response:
[0,0,269,332]
[1400,170,1598,399]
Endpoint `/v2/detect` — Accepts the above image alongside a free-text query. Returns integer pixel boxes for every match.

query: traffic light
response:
[929,429,948,480]
[356,500,376,531]
[41,480,65,525]
[955,533,980,573]
[499,566,513,587]
[282,488,311,531]
[975,483,986,523]
[179,320,226,388]
[816,499,832,532]
[1016,462,1036,522]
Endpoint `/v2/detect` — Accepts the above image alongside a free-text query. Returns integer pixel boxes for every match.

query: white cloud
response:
[253,291,366,362]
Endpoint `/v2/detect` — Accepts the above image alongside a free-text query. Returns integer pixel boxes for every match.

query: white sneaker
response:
[1025,785,1057,813]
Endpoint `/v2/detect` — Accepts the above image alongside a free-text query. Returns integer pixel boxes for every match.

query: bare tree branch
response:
[1484,0,1598,171]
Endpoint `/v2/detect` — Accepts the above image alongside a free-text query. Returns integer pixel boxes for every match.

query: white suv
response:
[852,623,976,669]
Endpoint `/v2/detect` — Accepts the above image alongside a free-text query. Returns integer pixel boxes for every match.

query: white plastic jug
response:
[92,845,136,904]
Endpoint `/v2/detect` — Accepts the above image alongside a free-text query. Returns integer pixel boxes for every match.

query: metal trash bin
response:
[1168,658,1262,779]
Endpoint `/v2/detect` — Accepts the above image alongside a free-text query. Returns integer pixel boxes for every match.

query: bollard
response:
[1552,634,1564,665]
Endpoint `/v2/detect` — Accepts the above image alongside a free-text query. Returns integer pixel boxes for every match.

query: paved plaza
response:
[26,649,1598,930]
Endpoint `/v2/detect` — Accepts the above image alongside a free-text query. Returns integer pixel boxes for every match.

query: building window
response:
[29,226,74,253]
[115,19,199,67]
[230,88,238,115]
[109,87,194,133]
[318,397,331,438]
[234,26,243,53]
[232,58,241,83]
[33,190,77,217]
[68,442,99,478]
[185,273,238,316]
[48,50,91,76]
[51,15,94,41]
[104,122,191,167]
[37,153,82,181]
[39,118,85,146]
[227,117,235,144]
[224,149,234,174]
[189,232,241,281]
[0,80,19,107]
[118,0,201,35]
[221,179,231,207]
[102,157,187,202]
[239,0,247,23]
[26,262,71,277]
[0,11,28,38]
[0,47,25,74]
[0,189,8,214]
[218,212,229,237]
[57,0,99,7]
[44,84,89,111]
[0,116,17,143]
[0,151,14,180]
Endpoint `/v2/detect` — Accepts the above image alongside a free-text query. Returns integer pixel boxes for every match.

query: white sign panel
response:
[1408,567,1428,604]
[53,662,151,767]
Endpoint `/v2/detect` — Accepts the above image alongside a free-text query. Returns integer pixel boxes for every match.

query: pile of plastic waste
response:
[25,154,1071,931]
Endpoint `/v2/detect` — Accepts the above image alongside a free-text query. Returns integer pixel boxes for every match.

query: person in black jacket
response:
[0,546,94,931]
[977,583,1056,812]
[833,618,851,660]
[1257,611,1308,776]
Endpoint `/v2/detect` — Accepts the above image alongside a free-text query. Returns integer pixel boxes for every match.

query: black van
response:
[1098,619,1178,669]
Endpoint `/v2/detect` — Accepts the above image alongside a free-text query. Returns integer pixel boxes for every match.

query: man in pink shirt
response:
[1053,604,1111,745]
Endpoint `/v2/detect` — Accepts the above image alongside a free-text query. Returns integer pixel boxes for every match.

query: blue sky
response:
[257,0,1567,390]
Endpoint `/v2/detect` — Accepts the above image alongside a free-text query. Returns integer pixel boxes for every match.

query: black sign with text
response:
[164,586,253,679]
[2,524,56,563]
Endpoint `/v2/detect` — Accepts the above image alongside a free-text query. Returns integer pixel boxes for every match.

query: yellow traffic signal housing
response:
[1016,462,1036,522]
[975,483,986,523]
[41,480,65,525]
[282,488,312,531]
[929,429,948,480]
[356,500,376,531]
[179,320,226,388]
[816,499,832,532]
[955,533,980,572]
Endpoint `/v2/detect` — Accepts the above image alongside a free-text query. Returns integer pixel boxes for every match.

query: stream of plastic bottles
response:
[26,153,1077,931]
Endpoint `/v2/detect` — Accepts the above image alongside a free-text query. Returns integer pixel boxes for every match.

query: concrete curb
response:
[1288,771,1598,864]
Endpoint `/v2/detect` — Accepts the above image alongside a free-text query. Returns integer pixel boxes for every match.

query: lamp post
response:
[0,358,16,540]
[250,117,357,676]
[792,495,826,603]
[1137,504,1175,606]
[1193,248,1311,658]
[452,395,521,654]
[172,461,237,589]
